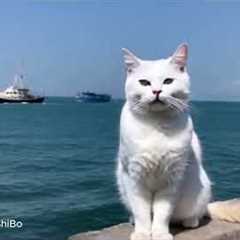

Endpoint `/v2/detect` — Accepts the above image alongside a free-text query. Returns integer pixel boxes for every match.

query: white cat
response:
[117,44,213,240]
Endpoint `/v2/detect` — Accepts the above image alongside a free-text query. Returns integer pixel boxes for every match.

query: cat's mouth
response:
[150,98,165,105]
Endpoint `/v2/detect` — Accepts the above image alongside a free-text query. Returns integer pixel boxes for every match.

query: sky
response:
[0,1,240,100]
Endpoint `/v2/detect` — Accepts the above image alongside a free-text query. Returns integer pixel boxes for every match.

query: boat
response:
[0,74,45,104]
[76,91,111,103]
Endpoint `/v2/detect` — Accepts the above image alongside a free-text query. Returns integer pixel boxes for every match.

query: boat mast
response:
[13,73,25,89]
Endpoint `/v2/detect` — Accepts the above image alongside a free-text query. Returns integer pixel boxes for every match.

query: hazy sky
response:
[0,1,240,100]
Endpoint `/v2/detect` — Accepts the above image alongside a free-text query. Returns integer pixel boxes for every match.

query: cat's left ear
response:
[170,43,188,71]
[122,48,141,73]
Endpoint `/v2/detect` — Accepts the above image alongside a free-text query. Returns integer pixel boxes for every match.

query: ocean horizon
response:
[43,96,240,103]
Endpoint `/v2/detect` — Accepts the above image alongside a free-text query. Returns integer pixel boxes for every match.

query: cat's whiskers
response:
[172,97,189,110]
[166,96,189,113]
[131,98,147,114]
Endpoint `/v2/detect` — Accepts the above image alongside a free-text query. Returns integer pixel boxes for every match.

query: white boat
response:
[0,74,45,103]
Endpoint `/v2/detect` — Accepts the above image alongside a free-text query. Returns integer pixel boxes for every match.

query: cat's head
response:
[122,44,190,115]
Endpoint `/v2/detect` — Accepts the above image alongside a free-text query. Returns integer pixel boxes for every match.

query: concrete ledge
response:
[68,219,240,240]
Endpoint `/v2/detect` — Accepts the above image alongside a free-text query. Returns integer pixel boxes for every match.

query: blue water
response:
[0,98,239,240]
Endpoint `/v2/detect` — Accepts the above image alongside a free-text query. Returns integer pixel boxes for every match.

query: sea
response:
[0,98,240,240]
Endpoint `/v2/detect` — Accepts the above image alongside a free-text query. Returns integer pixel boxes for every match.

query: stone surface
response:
[68,219,240,240]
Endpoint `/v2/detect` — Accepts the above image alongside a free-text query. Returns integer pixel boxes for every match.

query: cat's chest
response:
[125,129,190,188]
[123,118,191,157]
[120,110,192,184]
[135,129,173,154]
[132,128,190,165]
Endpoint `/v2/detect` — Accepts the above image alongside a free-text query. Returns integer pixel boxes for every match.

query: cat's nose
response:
[152,90,162,95]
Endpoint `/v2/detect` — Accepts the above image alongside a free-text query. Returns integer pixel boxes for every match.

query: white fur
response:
[117,44,211,240]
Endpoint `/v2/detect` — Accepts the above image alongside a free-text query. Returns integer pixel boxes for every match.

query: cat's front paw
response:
[152,232,173,240]
[182,217,199,228]
[130,231,151,240]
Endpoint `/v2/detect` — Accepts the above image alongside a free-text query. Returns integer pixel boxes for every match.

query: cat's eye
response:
[163,78,174,85]
[139,79,151,86]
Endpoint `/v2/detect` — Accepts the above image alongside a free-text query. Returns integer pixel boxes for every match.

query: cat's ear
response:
[122,48,141,73]
[170,43,188,70]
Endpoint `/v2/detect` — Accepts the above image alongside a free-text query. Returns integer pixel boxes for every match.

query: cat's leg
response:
[117,163,152,240]
[173,163,211,228]
[128,186,152,240]
[172,133,211,228]
[173,158,211,228]
[152,190,175,240]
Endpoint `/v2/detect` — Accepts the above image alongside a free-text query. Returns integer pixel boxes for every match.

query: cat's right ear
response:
[122,48,140,73]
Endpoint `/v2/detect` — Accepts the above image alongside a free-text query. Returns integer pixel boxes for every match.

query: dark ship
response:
[76,91,111,103]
